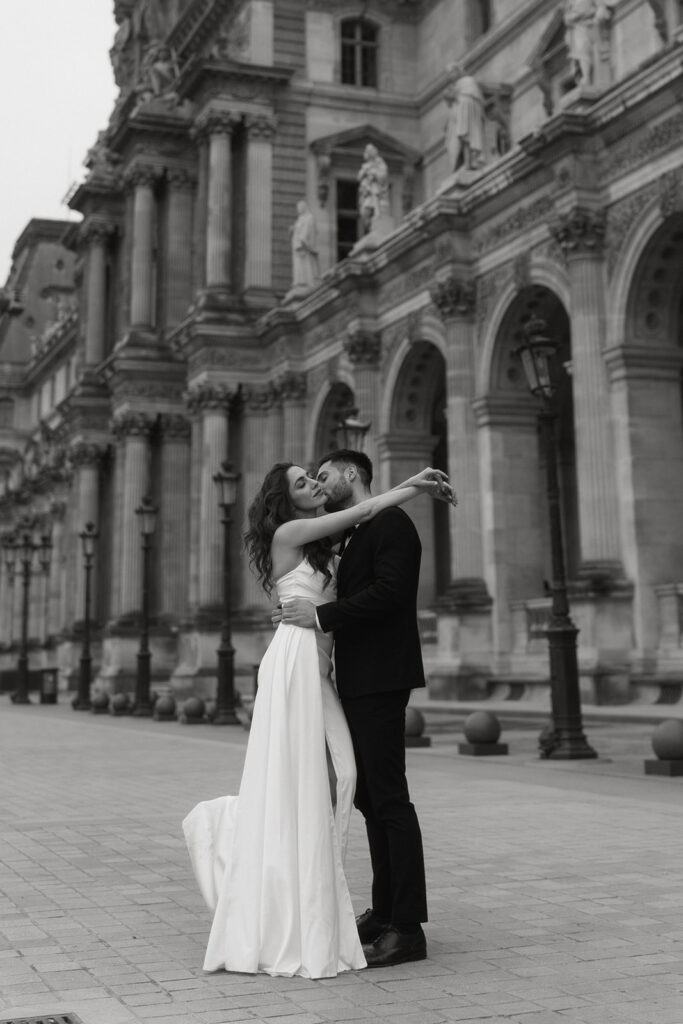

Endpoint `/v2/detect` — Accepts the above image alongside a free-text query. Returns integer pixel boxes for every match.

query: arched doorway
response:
[383,340,448,605]
[313,382,355,466]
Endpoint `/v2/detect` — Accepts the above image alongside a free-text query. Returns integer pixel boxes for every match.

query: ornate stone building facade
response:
[2,0,683,707]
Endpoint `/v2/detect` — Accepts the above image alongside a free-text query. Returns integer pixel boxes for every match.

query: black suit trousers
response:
[341,690,428,925]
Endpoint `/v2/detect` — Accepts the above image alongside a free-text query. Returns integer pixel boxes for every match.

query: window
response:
[336,179,361,262]
[341,18,378,88]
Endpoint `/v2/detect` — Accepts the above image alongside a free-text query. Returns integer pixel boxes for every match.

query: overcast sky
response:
[0,2,118,280]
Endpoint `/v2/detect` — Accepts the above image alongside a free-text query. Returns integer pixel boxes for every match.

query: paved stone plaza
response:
[1,701,682,1024]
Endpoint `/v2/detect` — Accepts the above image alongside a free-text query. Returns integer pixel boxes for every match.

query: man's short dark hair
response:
[317,448,373,486]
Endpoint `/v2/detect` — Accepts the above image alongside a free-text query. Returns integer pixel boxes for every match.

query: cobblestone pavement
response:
[1,700,682,1024]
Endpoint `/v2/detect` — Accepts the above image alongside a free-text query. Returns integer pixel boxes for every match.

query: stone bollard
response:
[644,719,683,776]
[458,710,508,756]
[180,695,206,725]
[153,694,177,722]
[405,707,431,748]
[90,691,110,714]
[110,692,132,716]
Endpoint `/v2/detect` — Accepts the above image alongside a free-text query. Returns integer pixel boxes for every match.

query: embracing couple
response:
[183,448,456,979]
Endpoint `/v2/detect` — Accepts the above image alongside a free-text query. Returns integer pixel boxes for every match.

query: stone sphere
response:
[111,692,130,711]
[651,719,683,760]
[464,710,501,745]
[155,694,176,716]
[91,690,109,709]
[405,707,425,737]
[183,696,205,719]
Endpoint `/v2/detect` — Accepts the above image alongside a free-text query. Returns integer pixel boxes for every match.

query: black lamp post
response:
[337,405,371,450]
[213,461,241,725]
[3,533,17,649]
[73,522,98,711]
[8,519,52,705]
[133,497,158,717]
[515,317,597,760]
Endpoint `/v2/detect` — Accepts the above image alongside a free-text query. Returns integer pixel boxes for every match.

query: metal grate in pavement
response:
[0,1015,83,1024]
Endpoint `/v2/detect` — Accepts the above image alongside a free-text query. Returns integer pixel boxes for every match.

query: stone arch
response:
[309,379,355,467]
[608,195,664,349]
[379,312,446,436]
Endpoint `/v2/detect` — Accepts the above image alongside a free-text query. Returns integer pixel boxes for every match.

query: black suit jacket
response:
[317,506,426,699]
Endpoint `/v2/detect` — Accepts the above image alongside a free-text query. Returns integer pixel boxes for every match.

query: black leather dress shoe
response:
[356,908,389,944]
[363,925,427,968]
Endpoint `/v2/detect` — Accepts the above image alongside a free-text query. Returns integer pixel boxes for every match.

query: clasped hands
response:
[408,468,457,506]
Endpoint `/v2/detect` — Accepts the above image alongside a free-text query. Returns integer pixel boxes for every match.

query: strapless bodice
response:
[275,559,337,679]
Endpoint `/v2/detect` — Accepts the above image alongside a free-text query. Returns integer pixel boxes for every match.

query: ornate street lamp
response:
[337,405,371,450]
[133,497,158,717]
[3,533,17,648]
[73,522,98,712]
[9,518,52,705]
[212,460,241,725]
[515,316,597,759]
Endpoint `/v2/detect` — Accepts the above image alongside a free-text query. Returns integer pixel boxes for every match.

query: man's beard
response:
[323,480,354,513]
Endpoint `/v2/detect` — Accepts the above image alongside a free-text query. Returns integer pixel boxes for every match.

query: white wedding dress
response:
[182,559,366,978]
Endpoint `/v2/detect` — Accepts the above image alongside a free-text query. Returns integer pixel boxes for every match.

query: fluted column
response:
[242,385,281,608]
[186,384,237,615]
[244,114,276,292]
[125,165,158,329]
[46,500,66,637]
[80,218,115,365]
[111,413,153,618]
[196,111,240,291]
[67,443,105,625]
[551,207,621,580]
[430,275,490,608]
[344,327,381,469]
[165,169,195,327]
[157,414,191,618]
[277,372,307,466]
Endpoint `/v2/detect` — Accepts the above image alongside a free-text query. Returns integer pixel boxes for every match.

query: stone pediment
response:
[311,123,421,170]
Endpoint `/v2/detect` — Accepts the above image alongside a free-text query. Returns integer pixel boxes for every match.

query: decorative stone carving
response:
[607,110,683,180]
[79,218,116,247]
[184,383,239,415]
[443,63,487,175]
[275,371,307,403]
[344,328,381,366]
[67,442,106,468]
[563,0,616,87]
[285,200,319,299]
[123,164,160,191]
[351,145,394,254]
[244,385,281,413]
[208,3,251,60]
[167,168,197,192]
[193,109,241,141]
[110,412,154,440]
[659,169,683,217]
[512,252,532,291]
[474,195,555,256]
[550,207,606,259]
[430,275,477,320]
[84,131,121,182]
[157,413,191,440]
[244,113,277,140]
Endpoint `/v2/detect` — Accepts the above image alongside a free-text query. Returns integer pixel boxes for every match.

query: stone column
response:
[110,413,153,618]
[244,114,276,293]
[157,414,191,619]
[0,529,14,649]
[165,169,195,327]
[277,372,308,466]
[186,384,237,616]
[66,443,105,625]
[81,218,115,366]
[196,111,240,291]
[430,275,490,609]
[241,385,281,609]
[46,500,67,638]
[551,207,622,582]
[125,165,158,329]
[343,327,381,470]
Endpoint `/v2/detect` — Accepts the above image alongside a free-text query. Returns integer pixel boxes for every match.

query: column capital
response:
[123,163,161,191]
[110,411,155,440]
[430,275,476,321]
[67,441,107,468]
[166,167,197,192]
[193,109,241,140]
[79,217,117,247]
[549,206,606,260]
[275,371,307,403]
[344,327,381,366]
[243,384,281,412]
[157,412,191,439]
[244,113,277,140]
[184,382,239,415]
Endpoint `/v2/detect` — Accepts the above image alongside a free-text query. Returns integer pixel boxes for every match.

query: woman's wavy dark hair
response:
[243,462,334,596]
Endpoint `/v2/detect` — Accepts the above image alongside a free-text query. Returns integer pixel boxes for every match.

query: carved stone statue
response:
[563,0,615,86]
[84,131,120,179]
[290,201,319,290]
[110,11,134,89]
[444,63,487,174]
[133,42,181,112]
[357,143,390,231]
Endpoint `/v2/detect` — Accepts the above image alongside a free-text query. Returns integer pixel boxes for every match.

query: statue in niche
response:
[357,144,390,231]
[443,63,487,174]
[563,0,616,86]
[290,201,319,291]
[133,42,181,111]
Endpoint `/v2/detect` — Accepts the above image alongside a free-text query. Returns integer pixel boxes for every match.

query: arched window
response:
[340,18,378,88]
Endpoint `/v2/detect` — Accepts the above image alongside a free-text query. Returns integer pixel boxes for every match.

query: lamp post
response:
[133,497,158,717]
[73,522,98,711]
[515,317,597,759]
[337,405,371,450]
[8,519,52,705]
[2,533,17,649]
[213,461,241,725]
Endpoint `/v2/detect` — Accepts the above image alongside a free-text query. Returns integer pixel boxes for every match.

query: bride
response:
[182,461,449,979]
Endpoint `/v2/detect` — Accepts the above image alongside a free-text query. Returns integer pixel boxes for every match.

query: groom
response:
[280,448,437,967]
